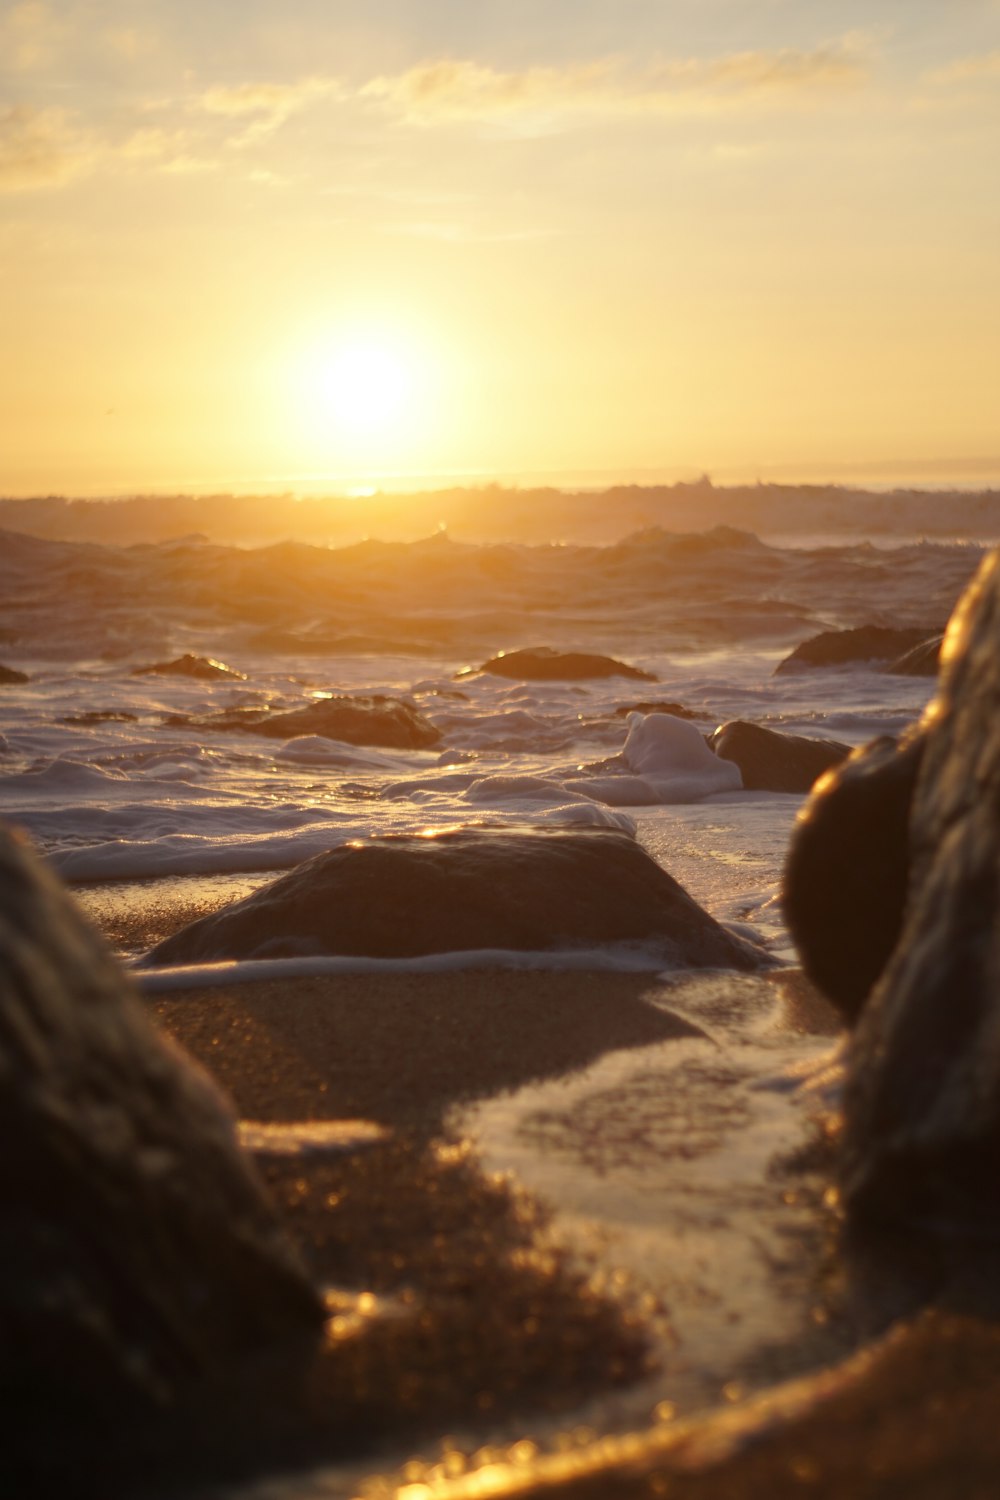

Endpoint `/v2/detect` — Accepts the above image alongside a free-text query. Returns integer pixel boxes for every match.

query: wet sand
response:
[138,964,978,1500]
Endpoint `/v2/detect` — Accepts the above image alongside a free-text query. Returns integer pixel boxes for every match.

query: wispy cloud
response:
[361,40,871,130]
[0,104,94,190]
[928,50,1000,85]
[199,77,338,144]
[0,0,67,73]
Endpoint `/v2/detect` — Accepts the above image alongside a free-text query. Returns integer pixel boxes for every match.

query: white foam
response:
[132,945,702,992]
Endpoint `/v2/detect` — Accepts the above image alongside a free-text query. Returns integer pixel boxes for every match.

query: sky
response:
[2,0,999,496]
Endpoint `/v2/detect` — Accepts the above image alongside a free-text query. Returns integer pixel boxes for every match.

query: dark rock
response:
[133,653,246,680]
[611,701,702,721]
[840,551,1000,1226]
[166,695,442,750]
[710,720,851,793]
[251,695,442,749]
[141,826,766,970]
[465,647,656,682]
[0,824,323,1439]
[884,635,944,677]
[775,626,941,675]
[0,662,28,684]
[782,732,925,1024]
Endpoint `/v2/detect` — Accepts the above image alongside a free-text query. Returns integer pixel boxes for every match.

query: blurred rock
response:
[142,825,766,971]
[710,720,851,793]
[782,733,925,1023]
[0,824,323,1441]
[0,662,28,684]
[841,551,1000,1226]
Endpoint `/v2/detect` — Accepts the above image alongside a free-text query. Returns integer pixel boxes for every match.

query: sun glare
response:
[320,344,412,435]
[286,326,446,476]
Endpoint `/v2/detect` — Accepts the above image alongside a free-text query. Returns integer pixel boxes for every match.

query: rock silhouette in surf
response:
[710,720,851,794]
[142,826,766,970]
[837,551,1000,1225]
[775,625,942,675]
[0,662,28,683]
[133,652,247,680]
[884,635,943,677]
[465,647,656,682]
[782,732,924,1024]
[166,694,442,750]
[0,823,323,1437]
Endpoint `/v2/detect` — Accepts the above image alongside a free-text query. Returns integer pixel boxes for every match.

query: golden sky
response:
[2,1,998,495]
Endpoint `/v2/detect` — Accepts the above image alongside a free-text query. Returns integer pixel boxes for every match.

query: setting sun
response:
[319,343,413,435]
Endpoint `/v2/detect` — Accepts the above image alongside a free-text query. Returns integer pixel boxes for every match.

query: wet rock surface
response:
[0,824,323,1446]
[782,733,925,1025]
[166,694,442,750]
[132,652,247,680]
[710,720,851,793]
[775,625,941,675]
[466,646,656,682]
[885,635,944,676]
[0,662,28,683]
[142,826,766,970]
[840,551,1000,1226]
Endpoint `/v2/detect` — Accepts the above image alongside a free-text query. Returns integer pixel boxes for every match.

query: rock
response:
[782,733,924,1025]
[0,824,323,1440]
[710,720,851,793]
[466,647,656,682]
[165,695,442,751]
[0,662,28,684]
[141,826,766,971]
[133,653,246,680]
[884,635,944,677]
[775,626,941,675]
[840,550,1000,1226]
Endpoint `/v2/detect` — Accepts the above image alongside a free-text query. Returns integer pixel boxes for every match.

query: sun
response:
[319,343,413,436]
[285,322,451,476]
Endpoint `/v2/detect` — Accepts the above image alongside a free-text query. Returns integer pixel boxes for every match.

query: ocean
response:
[0,512,989,1494]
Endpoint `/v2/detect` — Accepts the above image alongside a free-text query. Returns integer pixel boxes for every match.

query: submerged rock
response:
[142,825,765,970]
[884,635,944,677]
[466,646,656,682]
[0,662,28,684]
[775,626,941,675]
[783,734,924,1023]
[0,824,323,1436]
[840,551,1000,1225]
[133,653,246,680]
[711,720,851,794]
[166,694,442,751]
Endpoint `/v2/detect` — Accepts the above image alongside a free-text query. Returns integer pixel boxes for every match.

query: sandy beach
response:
[86,965,988,1500]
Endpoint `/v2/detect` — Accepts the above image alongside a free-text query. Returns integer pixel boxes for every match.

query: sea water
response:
[0,519,984,1493]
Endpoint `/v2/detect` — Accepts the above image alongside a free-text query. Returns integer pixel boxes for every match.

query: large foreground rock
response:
[142,826,765,970]
[782,734,925,1023]
[710,720,851,793]
[839,550,1000,1225]
[0,825,323,1435]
